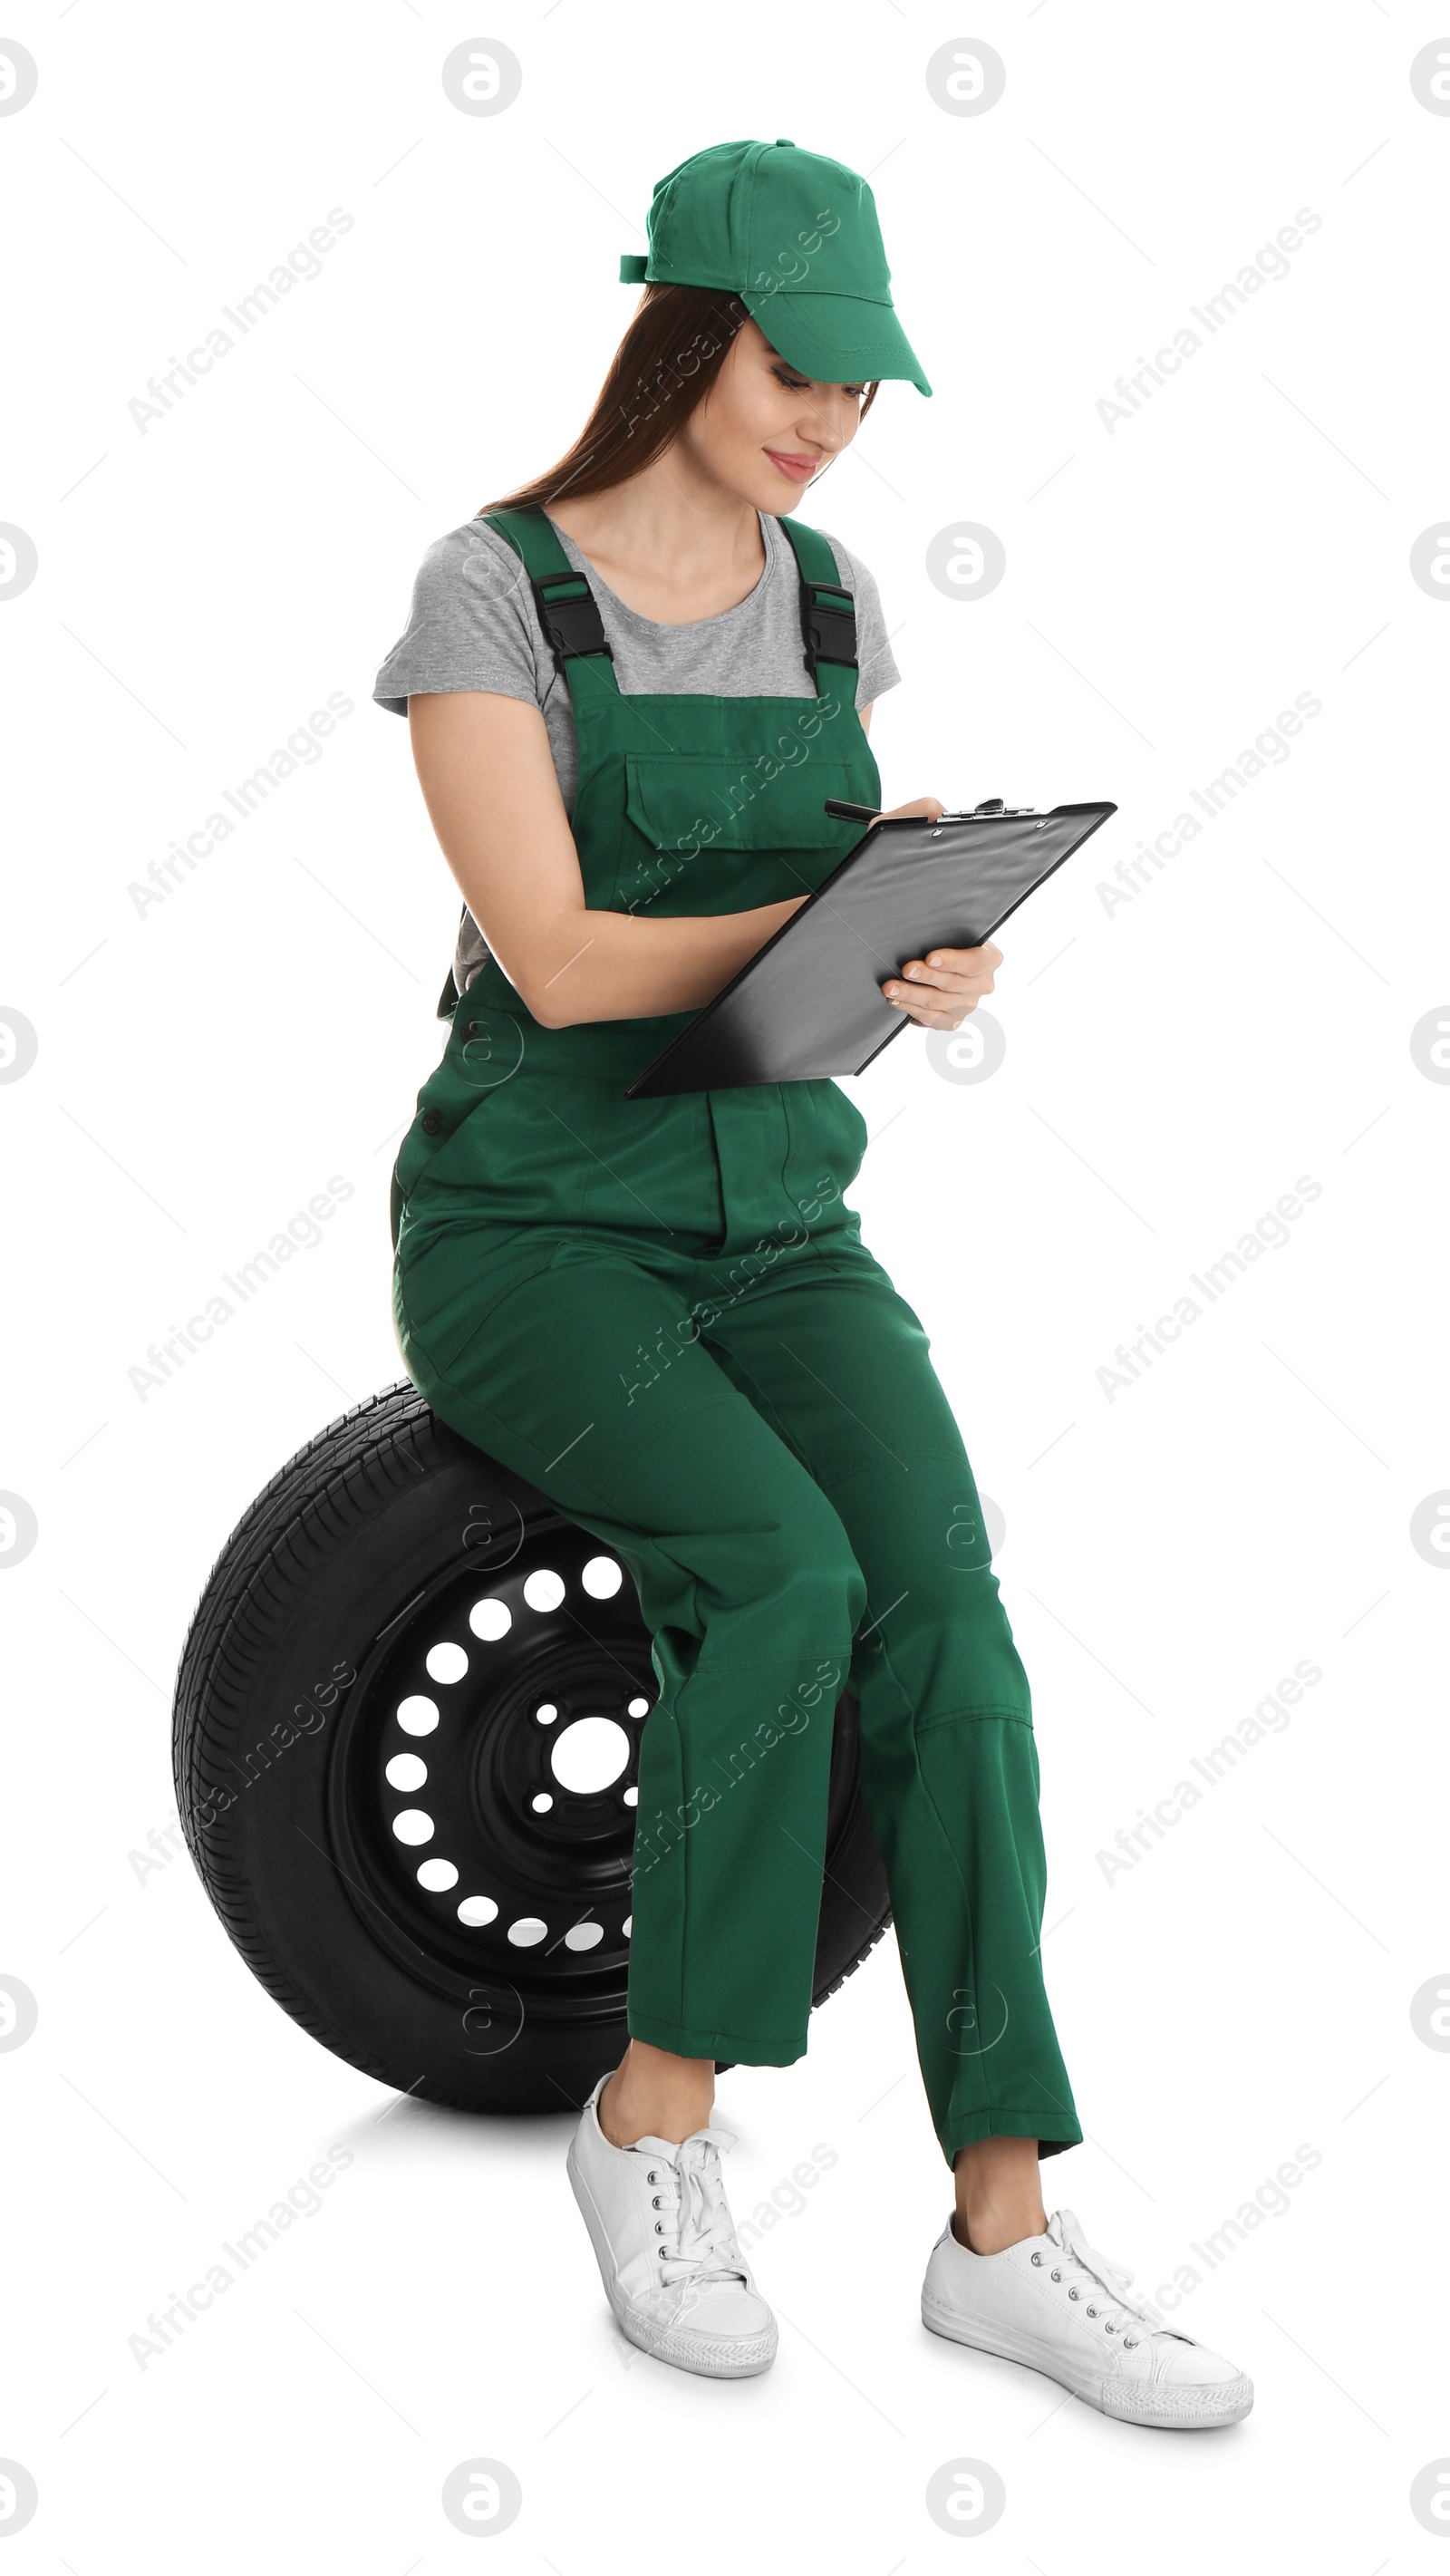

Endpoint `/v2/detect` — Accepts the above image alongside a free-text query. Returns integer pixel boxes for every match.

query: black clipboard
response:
[625,798,1116,1098]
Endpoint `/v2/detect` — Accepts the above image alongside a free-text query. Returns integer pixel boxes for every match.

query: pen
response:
[822,797,1012,823]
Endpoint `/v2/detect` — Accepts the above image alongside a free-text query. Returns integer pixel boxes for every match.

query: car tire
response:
[171,1382,893,2112]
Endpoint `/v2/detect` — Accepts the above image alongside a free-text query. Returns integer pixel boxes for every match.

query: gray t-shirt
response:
[373,509,900,993]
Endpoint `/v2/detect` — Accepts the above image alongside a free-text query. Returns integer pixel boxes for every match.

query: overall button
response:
[421,1109,443,1135]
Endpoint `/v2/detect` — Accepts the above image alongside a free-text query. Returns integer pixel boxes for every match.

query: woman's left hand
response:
[882,940,1002,1030]
[869,797,1002,1031]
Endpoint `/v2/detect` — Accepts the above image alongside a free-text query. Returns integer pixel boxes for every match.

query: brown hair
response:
[480,283,880,517]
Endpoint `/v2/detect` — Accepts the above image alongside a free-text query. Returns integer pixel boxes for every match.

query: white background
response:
[3,1,1447,2565]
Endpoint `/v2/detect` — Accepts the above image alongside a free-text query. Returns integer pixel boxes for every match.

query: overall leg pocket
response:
[779,1080,868,1239]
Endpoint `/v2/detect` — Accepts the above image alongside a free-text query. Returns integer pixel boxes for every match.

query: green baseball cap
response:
[619,137,932,396]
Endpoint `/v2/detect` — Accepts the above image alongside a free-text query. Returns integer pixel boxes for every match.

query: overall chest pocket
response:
[624,751,860,857]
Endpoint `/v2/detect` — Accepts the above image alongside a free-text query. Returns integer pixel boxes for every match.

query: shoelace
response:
[1031,2211,1172,2350]
[633,2126,748,2296]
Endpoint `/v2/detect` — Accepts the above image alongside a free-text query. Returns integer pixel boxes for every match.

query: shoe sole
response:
[921,2296,1253,2429]
[566,2136,778,2380]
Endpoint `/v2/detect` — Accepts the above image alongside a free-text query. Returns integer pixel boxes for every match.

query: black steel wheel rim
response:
[326,1513,652,2030]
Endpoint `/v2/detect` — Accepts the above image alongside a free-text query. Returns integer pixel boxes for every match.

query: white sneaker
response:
[566,2075,778,2378]
[922,2206,1253,2428]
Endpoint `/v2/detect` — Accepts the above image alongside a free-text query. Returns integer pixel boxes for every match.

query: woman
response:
[373,137,1251,2427]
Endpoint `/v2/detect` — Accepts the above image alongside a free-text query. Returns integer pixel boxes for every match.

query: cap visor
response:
[741,287,932,396]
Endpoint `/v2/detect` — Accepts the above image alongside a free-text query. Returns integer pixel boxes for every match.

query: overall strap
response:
[775,516,860,692]
[480,508,619,691]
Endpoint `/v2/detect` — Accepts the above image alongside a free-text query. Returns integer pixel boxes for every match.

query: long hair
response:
[481,284,880,517]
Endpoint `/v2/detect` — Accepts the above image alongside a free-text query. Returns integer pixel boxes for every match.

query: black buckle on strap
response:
[531,573,614,671]
[801,580,858,677]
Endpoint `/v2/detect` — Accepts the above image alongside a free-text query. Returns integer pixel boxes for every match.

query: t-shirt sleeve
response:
[372,521,547,717]
[816,529,902,712]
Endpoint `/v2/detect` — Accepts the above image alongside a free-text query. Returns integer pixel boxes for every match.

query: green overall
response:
[390,508,1082,2167]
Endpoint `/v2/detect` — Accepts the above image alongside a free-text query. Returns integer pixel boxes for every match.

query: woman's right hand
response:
[873,796,946,823]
